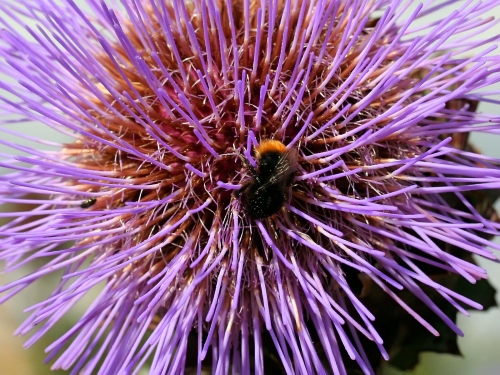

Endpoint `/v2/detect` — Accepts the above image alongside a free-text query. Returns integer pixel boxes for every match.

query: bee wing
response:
[255,148,298,193]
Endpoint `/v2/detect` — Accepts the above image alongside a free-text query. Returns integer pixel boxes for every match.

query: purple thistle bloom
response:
[1,0,500,374]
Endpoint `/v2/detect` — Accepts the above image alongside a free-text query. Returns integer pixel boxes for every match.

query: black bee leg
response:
[238,154,258,179]
[234,181,251,198]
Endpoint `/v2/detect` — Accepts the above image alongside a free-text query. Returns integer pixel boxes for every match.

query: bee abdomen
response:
[244,185,285,219]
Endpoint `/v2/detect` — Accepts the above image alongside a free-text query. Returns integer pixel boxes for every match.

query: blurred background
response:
[0,0,500,374]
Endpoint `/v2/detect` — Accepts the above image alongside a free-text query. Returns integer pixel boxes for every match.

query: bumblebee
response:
[237,140,298,219]
[80,197,97,208]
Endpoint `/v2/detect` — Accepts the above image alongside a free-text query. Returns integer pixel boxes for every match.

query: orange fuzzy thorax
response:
[254,140,287,159]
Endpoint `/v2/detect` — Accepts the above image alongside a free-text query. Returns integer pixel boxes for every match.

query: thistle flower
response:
[1,0,500,374]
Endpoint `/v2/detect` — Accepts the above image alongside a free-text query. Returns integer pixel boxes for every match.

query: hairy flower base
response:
[1,0,500,374]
